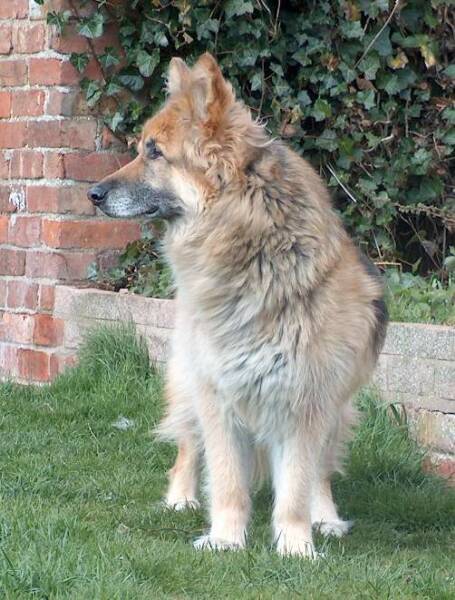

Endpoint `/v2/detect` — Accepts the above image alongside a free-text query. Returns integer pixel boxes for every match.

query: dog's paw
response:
[164,498,200,511]
[275,530,321,559]
[314,519,353,538]
[193,535,243,552]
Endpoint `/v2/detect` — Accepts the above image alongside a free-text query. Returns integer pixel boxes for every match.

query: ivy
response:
[58,0,453,279]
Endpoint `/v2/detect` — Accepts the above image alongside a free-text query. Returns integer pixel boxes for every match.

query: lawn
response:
[0,326,454,599]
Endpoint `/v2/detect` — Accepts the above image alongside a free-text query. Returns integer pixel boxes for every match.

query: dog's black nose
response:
[87,185,108,205]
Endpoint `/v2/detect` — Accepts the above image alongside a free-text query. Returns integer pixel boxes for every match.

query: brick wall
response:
[0,0,140,382]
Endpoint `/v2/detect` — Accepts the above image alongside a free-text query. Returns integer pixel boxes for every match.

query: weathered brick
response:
[0,23,12,54]
[0,91,12,118]
[0,215,8,242]
[0,122,26,149]
[43,152,64,178]
[41,218,141,249]
[8,215,41,247]
[12,22,45,53]
[50,351,78,377]
[50,22,120,54]
[2,312,34,343]
[11,90,45,117]
[0,152,10,179]
[27,119,97,150]
[0,280,6,307]
[0,0,28,19]
[25,249,96,280]
[27,185,96,215]
[18,348,51,382]
[28,58,79,85]
[7,280,39,310]
[9,150,44,179]
[0,248,26,275]
[39,284,55,310]
[0,344,19,378]
[63,152,131,181]
[0,186,17,213]
[33,313,64,346]
[0,60,28,85]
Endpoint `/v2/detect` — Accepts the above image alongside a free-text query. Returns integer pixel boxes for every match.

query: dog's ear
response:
[191,52,234,124]
[167,57,190,95]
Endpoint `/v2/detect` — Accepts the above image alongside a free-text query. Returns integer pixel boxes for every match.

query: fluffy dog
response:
[88,53,387,557]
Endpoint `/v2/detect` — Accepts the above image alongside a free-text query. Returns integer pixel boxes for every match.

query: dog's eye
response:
[146,139,163,160]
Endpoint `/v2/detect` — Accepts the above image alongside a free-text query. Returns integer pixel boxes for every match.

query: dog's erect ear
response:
[191,52,234,122]
[167,57,190,95]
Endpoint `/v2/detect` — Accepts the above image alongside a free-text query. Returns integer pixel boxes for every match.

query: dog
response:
[88,52,387,558]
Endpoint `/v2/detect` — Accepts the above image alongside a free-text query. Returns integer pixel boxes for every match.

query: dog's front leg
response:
[270,425,323,559]
[194,386,252,551]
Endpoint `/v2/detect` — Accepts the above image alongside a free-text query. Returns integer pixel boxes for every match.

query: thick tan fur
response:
[92,53,387,557]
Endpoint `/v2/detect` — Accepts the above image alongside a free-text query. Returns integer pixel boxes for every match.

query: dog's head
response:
[88,53,269,220]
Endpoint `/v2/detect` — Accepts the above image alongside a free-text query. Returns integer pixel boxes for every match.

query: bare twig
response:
[354,0,401,69]
[326,163,358,203]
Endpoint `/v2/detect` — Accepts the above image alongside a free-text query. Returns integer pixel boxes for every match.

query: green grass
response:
[1,326,454,599]
[385,270,455,326]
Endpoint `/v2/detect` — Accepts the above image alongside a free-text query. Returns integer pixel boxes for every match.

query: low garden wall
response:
[53,284,455,483]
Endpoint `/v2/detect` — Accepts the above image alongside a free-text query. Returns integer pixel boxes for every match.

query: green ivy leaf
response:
[312,98,332,121]
[442,129,455,145]
[315,129,337,151]
[341,20,364,40]
[82,79,103,107]
[136,49,160,78]
[99,47,120,69]
[224,0,254,19]
[118,71,144,91]
[250,72,262,92]
[359,52,380,80]
[70,52,89,73]
[46,10,70,34]
[77,13,105,39]
[357,89,376,109]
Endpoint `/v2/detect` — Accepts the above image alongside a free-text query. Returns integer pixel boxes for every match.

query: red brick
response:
[0,60,28,85]
[0,215,7,242]
[0,248,26,275]
[0,152,10,178]
[0,122,26,149]
[27,119,97,150]
[29,58,80,85]
[0,186,18,213]
[11,90,45,117]
[7,280,39,310]
[0,280,6,307]
[0,344,18,378]
[43,153,64,178]
[0,91,12,118]
[41,219,141,249]
[50,351,77,377]
[33,313,64,346]
[27,185,96,215]
[8,216,41,247]
[25,249,96,280]
[12,23,46,53]
[0,23,12,54]
[39,284,55,310]
[63,152,131,182]
[18,348,51,382]
[2,312,34,344]
[0,0,28,19]
[101,127,126,151]
[10,150,44,179]
[50,22,120,54]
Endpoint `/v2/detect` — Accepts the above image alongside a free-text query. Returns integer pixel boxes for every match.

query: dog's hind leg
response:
[157,362,201,510]
[165,436,200,510]
[311,402,356,537]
